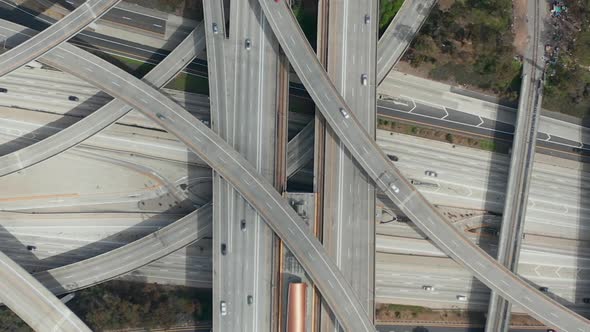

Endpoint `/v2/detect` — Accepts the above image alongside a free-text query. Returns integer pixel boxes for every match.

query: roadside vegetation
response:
[377,117,509,153]
[402,0,521,104]
[90,51,209,94]
[68,281,211,331]
[292,0,318,48]
[0,308,31,332]
[379,0,404,35]
[542,0,590,118]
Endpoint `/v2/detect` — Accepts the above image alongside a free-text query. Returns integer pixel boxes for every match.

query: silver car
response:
[390,183,400,194]
[212,23,219,34]
[245,39,252,50]
[364,14,370,24]
[361,73,368,86]
[339,108,350,119]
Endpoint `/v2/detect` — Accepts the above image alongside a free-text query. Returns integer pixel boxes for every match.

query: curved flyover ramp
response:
[0,19,375,332]
[0,0,120,77]
[255,1,590,331]
[0,251,91,332]
[376,0,436,84]
[33,204,212,294]
[0,22,206,177]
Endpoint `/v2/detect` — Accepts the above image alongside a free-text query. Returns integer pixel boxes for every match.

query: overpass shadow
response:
[574,114,590,319]
[0,92,112,158]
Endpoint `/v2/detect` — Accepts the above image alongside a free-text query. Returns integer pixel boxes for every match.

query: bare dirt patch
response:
[512,0,529,56]
[438,0,455,11]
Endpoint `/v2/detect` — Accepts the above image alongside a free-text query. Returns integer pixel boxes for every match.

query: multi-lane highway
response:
[376,0,436,84]
[0,0,119,77]
[207,0,281,330]
[0,22,206,177]
[320,0,377,330]
[256,1,590,330]
[486,1,547,330]
[0,17,378,332]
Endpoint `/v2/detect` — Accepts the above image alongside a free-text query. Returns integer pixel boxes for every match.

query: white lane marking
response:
[152,24,163,28]
[84,67,93,72]
[111,81,121,87]
[123,16,132,20]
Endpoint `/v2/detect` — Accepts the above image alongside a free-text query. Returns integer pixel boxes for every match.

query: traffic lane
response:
[101,7,166,35]
[378,99,590,163]
[376,325,548,332]
[55,0,166,34]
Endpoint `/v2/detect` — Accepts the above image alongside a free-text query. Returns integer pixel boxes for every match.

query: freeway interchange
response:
[0,1,589,332]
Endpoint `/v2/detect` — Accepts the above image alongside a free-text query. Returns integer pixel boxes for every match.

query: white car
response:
[212,23,219,34]
[339,108,350,119]
[390,183,400,193]
[361,73,368,86]
[456,295,467,301]
[364,14,370,24]
[245,39,252,50]
[220,301,227,316]
[422,285,434,291]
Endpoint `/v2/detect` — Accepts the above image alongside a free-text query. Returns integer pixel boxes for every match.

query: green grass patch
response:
[386,303,431,313]
[165,72,209,95]
[479,139,496,151]
[292,1,317,47]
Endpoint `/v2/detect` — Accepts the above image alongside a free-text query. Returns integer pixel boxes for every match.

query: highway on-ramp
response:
[0,0,120,77]
[0,23,206,177]
[0,18,376,332]
[376,0,436,84]
[31,204,211,295]
[0,250,91,331]
[256,1,590,331]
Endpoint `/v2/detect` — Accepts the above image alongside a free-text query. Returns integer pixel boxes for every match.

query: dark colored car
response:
[26,245,37,251]
[539,286,549,292]
[388,155,399,162]
[221,243,227,255]
[68,95,79,101]
[0,87,7,93]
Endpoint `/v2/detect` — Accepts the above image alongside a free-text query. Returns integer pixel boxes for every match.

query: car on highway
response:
[390,183,400,193]
[583,298,590,304]
[68,95,79,101]
[245,38,252,50]
[364,14,370,24]
[26,245,37,251]
[422,285,434,291]
[212,23,219,34]
[361,73,368,86]
[220,301,227,316]
[0,87,7,93]
[539,286,549,292]
[221,243,227,255]
[425,170,437,177]
[240,219,246,231]
[247,295,253,305]
[388,155,399,162]
[339,108,350,119]
[546,329,555,332]
[156,113,166,120]
[456,295,467,301]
